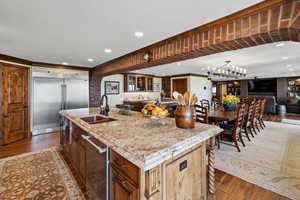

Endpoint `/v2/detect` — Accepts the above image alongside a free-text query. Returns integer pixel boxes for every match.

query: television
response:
[248,79,277,93]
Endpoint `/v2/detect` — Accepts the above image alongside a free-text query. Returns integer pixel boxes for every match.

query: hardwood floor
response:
[214,170,289,200]
[0,132,60,159]
[0,132,290,200]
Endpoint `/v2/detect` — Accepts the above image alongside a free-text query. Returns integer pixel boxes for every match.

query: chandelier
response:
[207,61,246,80]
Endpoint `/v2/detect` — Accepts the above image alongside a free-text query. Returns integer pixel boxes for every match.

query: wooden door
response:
[1,64,29,144]
[172,78,187,95]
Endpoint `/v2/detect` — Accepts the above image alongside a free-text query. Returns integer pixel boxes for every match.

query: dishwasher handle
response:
[81,135,107,154]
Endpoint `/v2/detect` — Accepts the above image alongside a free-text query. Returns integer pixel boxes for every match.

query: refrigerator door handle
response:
[61,83,67,110]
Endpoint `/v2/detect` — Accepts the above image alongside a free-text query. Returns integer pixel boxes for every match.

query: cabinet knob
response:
[114,177,127,185]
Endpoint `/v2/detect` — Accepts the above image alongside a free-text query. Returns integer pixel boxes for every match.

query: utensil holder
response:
[175,105,196,129]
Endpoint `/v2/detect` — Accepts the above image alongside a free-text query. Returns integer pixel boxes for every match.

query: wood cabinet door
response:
[2,64,29,144]
[172,78,187,95]
[165,146,205,200]
[112,167,138,200]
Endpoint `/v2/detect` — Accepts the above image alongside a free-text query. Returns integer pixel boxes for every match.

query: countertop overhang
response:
[60,108,223,171]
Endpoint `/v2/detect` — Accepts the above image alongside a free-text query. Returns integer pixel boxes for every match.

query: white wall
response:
[101,74,124,107]
[190,76,212,102]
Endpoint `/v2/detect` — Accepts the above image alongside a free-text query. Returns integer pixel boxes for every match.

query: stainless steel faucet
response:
[100,94,110,116]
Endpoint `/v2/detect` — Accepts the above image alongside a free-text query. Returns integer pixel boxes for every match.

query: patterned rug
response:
[0,147,85,200]
[216,121,300,200]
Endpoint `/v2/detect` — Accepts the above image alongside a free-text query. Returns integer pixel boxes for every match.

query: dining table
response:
[208,107,237,122]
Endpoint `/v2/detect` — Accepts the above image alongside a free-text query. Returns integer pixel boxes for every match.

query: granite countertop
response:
[60,108,222,171]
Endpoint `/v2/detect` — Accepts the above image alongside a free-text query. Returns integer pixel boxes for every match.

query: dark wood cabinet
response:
[0,63,29,145]
[112,166,139,200]
[162,77,171,98]
[111,150,139,200]
[146,77,153,91]
[123,101,147,112]
[60,119,86,184]
[226,81,240,95]
[124,74,154,92]
[60,118,141,199]
[172,78,187,95]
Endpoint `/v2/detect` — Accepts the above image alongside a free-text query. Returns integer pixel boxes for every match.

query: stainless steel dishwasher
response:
[81,135,111,200]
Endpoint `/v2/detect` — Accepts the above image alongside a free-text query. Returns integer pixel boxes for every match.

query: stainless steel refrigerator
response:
[32,68,89,135]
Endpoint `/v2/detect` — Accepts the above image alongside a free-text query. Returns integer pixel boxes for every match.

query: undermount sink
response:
[80,115,116,124]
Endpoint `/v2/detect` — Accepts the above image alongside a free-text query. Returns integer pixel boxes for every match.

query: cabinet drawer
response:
[112,166,139,200]
[111,150,139,185]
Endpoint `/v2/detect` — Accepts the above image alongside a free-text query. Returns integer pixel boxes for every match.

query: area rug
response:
[215,121,300,200]
[0,147,85,200]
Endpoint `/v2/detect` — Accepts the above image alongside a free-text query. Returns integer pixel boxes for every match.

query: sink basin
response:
[80,115,116,124]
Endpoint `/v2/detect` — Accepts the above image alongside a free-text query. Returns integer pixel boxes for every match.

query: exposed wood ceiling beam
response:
[93,0,300,76]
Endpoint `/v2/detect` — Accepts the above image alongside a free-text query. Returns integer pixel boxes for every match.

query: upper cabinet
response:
[124,74,154,92]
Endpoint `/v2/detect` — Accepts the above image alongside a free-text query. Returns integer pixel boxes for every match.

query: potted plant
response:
[222,95,240,111]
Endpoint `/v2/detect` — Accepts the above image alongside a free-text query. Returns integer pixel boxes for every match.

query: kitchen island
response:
[60,107,222,200]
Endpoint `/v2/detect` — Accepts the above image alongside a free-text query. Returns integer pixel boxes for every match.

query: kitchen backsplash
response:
[124,92,161,101]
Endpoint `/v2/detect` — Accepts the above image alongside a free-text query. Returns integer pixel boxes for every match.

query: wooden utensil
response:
[177,94,184,105]
[183,92,190,105]
[190,94,198,105]
[189,93,194,105]
[173,91,179,101]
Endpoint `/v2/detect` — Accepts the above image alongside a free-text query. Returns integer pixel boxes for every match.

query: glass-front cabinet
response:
[128,76,137,92]
[136,76,146,91]
[124,74,154,92]
[147,77,153,91]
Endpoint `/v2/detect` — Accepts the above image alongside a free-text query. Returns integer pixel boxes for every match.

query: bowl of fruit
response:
[141,103,169,119]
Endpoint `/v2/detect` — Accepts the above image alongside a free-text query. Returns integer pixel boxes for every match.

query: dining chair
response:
[219,102,246,152]
[251,99,261,134]
[195,104,209,124]
[200,99,210,110]
[241,97,249,104]
[211,98,221,109]
[242,100,255,140]
[258,99,267,129]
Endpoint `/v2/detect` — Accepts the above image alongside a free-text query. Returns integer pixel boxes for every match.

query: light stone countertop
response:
[60,108,222,171]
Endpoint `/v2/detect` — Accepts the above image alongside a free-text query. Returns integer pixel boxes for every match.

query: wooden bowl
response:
[175,105,196,129]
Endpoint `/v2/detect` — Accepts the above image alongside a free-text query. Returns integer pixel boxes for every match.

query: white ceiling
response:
[132,41,300,80]
[0,0,262,67]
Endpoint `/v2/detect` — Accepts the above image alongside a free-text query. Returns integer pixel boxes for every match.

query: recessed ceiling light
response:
[104,48,112,53]
[282,57,289,60]
[62,62,69,65]
[286,64,292,68]
[289,68,294,71]
[276,43,285,47]
[177,62,181,66]
[88,58,94,62]
[135,32,144,38]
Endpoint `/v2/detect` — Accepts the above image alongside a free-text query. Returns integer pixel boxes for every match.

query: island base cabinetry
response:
[60,117,209,200]
[141,144,207,200]
[60,117,109,200]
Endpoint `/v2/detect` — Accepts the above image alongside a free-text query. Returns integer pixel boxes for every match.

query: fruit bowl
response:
[141,103,169,119]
